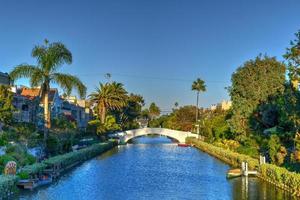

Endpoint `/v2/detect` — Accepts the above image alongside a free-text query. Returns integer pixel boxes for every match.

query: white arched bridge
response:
[109,128,198,143]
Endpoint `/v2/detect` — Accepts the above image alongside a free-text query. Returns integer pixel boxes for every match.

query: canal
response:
[19,136,295,200]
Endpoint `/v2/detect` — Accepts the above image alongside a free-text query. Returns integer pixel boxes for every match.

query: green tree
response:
[228,55,286,136]
[284,30,300,89]
[149,102,161,120]
[174,102,179,109]
[0,85,14,129]
[164,105,196,131]
[191,78,206,122]
[10,40,86,143]
[114,93,145,130]
[89,82,128,123]
[88,115,121,135]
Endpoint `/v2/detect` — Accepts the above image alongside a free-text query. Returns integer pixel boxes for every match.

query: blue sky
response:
[0,0,300,112]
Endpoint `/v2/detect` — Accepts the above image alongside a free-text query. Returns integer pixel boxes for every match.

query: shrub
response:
[46,135,60,156]
[17,171,29,180]
[186,137,259,169]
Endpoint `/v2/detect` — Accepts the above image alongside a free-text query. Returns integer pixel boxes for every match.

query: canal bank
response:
[186,137,300,197]
[0,141,117,199]
[19,136,295,200]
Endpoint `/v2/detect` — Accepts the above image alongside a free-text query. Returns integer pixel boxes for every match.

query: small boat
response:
[177,143,190,147]
[38,174,53,186]
[17,179,39,190]
[226,168,242,179]
[18,174,53,190]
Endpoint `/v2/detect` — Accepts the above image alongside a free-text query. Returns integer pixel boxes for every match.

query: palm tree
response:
[174,102,179,109]
[10,39,86,142]
[149,102,161,120]
[89,81,128,123]
[191,78,206,122]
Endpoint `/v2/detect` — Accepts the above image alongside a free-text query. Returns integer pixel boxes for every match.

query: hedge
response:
[186,137,259,169]
[0,175,18,198]
[260,163,300,196]
[0,141,116,198]
[19,162,47,176]
[43,142,115,168]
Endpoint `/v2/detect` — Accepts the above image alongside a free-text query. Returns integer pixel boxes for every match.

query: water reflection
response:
[19,135,296,200]
[231,177,295,200]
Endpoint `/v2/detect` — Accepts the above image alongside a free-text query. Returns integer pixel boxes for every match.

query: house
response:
[20,88,63,128]
[210,104,217,111]
[61,96,91,129]
[219,100,232,111]
[0,72,10,85]
[209,100,232,111]
[12,94,39,123]
[20,88,62,117]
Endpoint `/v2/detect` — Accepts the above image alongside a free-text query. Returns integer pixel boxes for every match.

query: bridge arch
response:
[110,128,198,143]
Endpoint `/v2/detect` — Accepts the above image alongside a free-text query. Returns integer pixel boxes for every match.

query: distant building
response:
[209,100,232,111]
[0,72,10,85]
[210,104,217,111]
[219,100,232,110]
[137,118,148,128]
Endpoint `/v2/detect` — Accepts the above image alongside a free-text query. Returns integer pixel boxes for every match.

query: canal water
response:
[19,136,295,200]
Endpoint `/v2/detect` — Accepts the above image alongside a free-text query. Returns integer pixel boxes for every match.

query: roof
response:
[20,88,58,103]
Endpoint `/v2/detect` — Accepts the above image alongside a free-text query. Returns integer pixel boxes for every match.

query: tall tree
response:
[0,85,14,130]
[191,78,206,122]
[228,55,286,136]
[89,81,128,123]
[174,102,179,109]
[112,93,145,130]
[284,30,300,89]
[10,39,86,142]
[149,102,161,120]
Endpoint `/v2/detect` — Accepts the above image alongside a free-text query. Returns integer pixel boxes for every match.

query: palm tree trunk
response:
[100,106,106,124]
[44,90,50,143]
[195,91,199,122]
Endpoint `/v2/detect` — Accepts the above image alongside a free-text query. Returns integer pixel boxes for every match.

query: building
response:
[20,88,63,117]
[10,87,91,129]
[0,72,10,85]
[219,100,232,110]
[61,96,91,129]
[209,100,232,111]
[210,104,217,111]
[19,88,62,128]
[12,94,39,123]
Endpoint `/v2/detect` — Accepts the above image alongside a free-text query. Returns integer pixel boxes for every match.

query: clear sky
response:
[0,0,300,112]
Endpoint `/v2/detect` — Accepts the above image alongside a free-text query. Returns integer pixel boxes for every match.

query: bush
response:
[0,175,18,198]
[17,171,29,180]
[0,155,16,167]
[46,135,60,156]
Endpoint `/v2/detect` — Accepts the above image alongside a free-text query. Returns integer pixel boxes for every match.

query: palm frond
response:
[52,73,86,98]
[32,41,72,72]
[30,68,45,87]
[9,64,39,82]
[192,78,206,92]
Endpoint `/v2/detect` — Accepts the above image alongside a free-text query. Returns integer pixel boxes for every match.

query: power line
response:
[77,72,228,84]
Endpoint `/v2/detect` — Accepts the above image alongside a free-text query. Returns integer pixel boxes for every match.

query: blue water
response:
[19,136,294,200]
